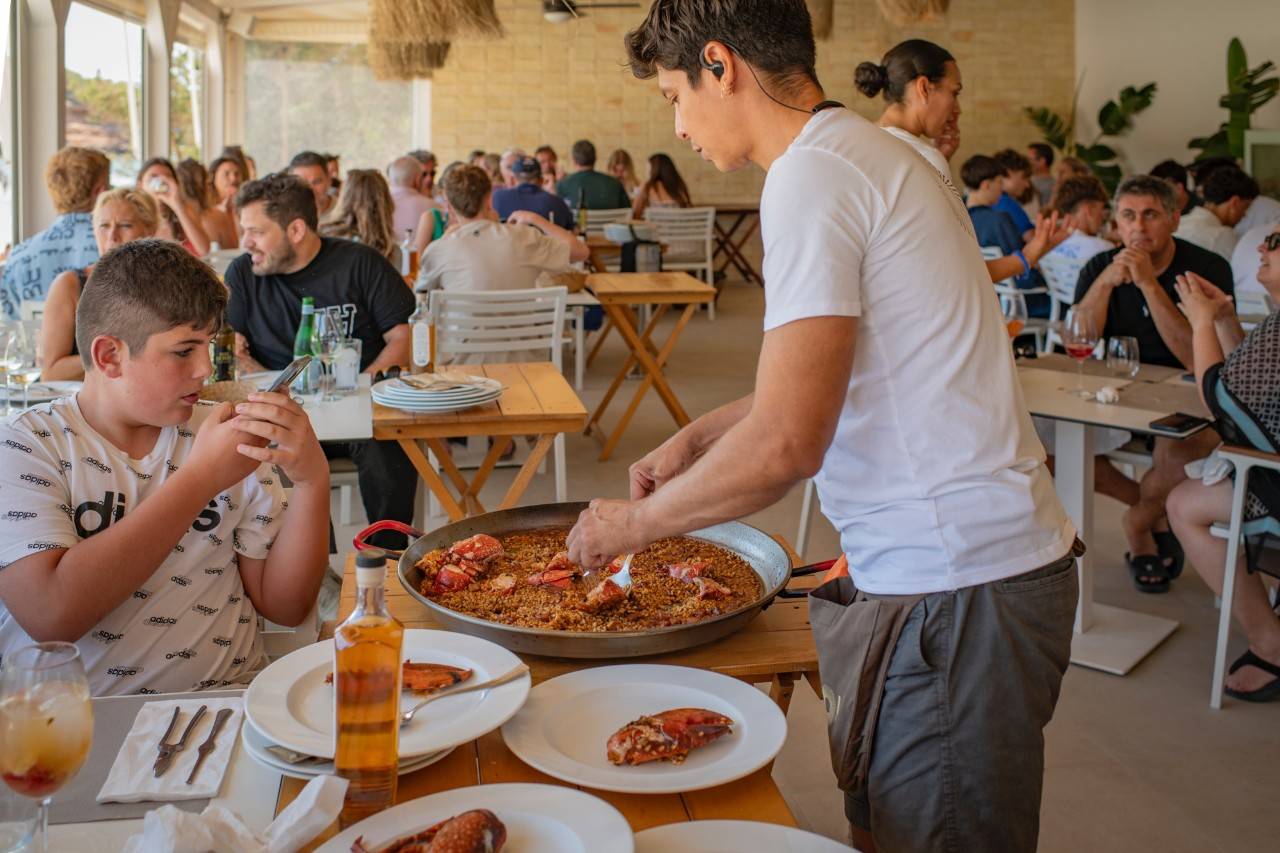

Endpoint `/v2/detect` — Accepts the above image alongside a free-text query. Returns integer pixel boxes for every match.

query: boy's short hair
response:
[1150,159,1188,189]
[960,155,1004,191]
[626,0,817,93]
[442,165,492,218]
[76,240,226,368]
[1028,143,1054,167]
[993,148,1032,177]
[1201,166,1260,204]
[234,173,319,232]
[45,147,111,214]
[1049,176,1109,215]
[288,150,328,171]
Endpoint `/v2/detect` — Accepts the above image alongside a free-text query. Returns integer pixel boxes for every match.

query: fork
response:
[399,662,530,727]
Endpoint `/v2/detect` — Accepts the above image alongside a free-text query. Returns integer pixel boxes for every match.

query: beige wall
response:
[428,0,1076,202]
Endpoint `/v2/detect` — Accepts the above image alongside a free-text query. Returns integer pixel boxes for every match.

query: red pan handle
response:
[352,520,425,557]
[775,557,843,601]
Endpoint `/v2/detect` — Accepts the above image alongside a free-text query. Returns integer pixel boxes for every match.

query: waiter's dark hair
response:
[854,39,954,105]
[625,0,817,94]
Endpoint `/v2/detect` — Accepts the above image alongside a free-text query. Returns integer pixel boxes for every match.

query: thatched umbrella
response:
[807,0,833,39]
[875,0,950,26]
[367,0,503,80]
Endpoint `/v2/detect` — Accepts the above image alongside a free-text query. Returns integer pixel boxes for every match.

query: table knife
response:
[185,708,234,785]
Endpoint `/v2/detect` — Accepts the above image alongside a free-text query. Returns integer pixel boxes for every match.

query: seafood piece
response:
[448,534,504,563]
[403,662,472,694]
[579,577,628,613]
[665,561,709,581]
[350,808,507,852]
[693,577,733,600]
[485,574,518,595]
[525,554,581,589]
[433,558,486,594]
[606,708,735,766]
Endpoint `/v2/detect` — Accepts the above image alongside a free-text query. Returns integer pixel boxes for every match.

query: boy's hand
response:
[188,402,266,493]
[230,392,328,486]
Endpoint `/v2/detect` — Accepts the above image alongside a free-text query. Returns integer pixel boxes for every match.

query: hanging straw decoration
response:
[875,0,949,26]
[368,40,453,81]
[367,0,503,81]
[806,0,834,39]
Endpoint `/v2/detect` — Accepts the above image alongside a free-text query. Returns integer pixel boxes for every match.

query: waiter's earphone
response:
[700,40,844,115]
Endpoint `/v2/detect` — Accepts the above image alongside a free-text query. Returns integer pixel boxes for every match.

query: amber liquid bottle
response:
[334,550,404,827]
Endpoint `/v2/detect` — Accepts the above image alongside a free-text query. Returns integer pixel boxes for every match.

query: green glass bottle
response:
[292,296,316,393]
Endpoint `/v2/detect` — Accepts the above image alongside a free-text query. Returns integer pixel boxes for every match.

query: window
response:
[63,1,143,185]
[244,41,411,173]
[170,42,204,163]
[0,0,14,248]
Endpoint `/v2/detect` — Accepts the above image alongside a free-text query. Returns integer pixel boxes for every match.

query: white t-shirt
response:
[417,220,570,294]
[1237,194,1280,237]
[879,126,959,199]
[0,397,285,695]
[761,109,1074,595]
[1175,206,1238,261]
[1039,230,1114,303]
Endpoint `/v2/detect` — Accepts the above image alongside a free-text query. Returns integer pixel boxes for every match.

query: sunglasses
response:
[1265,233,1280,252]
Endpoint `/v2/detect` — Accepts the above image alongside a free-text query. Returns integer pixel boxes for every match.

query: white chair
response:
[981,246,1057,352]
[1235,291,1276,331]
[1038,251,1087,350]
[428,287,570,502]
[645,206,718,320]
[1208,445,1280,709]
[581,208,632,240]
[19,300,45,323]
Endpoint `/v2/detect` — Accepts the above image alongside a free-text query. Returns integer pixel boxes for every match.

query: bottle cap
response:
[355,549,388,586]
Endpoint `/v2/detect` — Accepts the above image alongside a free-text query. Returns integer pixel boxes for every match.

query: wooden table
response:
[1019,358,1209,675]
[711,201,763,286]
[277,546,818,849]
[583,273,717,461]
[373,363,587,522]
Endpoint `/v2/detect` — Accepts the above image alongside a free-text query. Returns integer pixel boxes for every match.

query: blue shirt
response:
[492,184,575,230]
[993,192,1033,236]
[969,205,1048,316]
[1,213,99,320]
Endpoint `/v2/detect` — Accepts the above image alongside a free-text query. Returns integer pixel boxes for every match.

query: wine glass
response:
[1062,309,1099,398]
[311,311,343,402]
[1001,291,1030,340]
[1106,336,1141,380]
[9,323,42,410]
[0,324,19,411]
[0,642,94,851]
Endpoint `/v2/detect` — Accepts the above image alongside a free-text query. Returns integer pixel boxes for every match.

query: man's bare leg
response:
[1122,430,1219,557]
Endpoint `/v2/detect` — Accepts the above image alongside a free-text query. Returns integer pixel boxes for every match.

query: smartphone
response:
[266,356,312,394]
[1149,412,1209,435]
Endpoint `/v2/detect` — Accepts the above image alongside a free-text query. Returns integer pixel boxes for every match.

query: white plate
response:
[240,718,453,780]
[635,821,855,852]
[244,629,530,760]
[374,377,503,399]
[371,396,501,415]
[501,664,787,794]
[317,783,634,853]
[372,389,502,408]
[0,380,81,403]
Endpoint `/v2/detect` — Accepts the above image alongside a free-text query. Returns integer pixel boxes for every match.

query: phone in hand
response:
[266,356,312,394]
[1149,412,1209,435]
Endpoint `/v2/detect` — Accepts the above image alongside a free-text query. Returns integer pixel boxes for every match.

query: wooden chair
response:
[1208,445,1280,709]
[645,207,718,320]
[428,287,569,501]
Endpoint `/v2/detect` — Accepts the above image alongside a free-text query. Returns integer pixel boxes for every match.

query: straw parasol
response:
[875,0,949,26]
[367,0,504,80]
[807,0,833,39]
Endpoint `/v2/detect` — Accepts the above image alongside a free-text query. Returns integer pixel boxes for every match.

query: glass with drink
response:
[0,324,19,410]
[312,311,344,403]
[1001,291,1029,340]
[1063,309,1100,398]
[0,643,94,851]
[7,324,41,409]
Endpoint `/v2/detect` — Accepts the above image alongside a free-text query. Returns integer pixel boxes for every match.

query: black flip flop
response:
[1225,650,1280,703]
[1153,530,1186,580]
[1126,552,1171,593]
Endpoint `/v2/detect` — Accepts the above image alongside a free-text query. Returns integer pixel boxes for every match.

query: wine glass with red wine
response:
[1062,309,1099,398]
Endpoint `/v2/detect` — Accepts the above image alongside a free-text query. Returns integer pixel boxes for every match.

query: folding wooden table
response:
[712,201,763,286]
[373,362,587,522]
[583,272,717,461]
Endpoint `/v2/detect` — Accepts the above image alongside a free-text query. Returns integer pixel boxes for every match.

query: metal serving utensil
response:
[400,662,530,728]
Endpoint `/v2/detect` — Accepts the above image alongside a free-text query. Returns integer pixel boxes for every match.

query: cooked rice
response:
[416,528,763,632]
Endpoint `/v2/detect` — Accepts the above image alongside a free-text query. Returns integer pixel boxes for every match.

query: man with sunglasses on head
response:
[564,2,1076,851]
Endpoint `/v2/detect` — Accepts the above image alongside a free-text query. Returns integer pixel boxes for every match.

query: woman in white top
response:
[857,40,1071,284]
[632,153,692,219]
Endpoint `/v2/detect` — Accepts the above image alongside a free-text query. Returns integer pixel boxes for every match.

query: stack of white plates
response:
[240,718,455,781]
[371,376,504,414]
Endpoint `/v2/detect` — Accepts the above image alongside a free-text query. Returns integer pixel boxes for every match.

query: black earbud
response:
[702,52,725,79]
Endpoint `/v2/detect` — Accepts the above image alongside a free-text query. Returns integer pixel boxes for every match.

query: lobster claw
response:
[606,708,735,766]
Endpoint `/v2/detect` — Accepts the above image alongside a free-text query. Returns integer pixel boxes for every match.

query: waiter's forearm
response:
[680,394,754,453]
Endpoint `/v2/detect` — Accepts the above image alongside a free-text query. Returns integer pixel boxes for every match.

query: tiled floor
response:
[332,283,1276,852]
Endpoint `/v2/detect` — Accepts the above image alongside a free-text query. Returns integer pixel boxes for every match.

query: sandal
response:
[1126,552,1171,593]
[1224,650,1280,703]
[1153,530,1185,580]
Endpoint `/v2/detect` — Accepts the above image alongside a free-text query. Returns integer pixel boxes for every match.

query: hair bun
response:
[854,61,889,98]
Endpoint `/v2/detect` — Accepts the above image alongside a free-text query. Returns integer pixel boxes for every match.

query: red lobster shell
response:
[606,708,735,766]
[350,808,506,853]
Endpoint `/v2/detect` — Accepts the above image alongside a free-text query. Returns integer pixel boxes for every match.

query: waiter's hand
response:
[629,433,700,500]
[567,498,652,569]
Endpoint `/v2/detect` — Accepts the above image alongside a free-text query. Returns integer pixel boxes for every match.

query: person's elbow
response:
[757,425,829,484]
[568,241,590,264]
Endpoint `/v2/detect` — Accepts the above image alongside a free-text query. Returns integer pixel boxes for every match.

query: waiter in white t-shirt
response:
[567,3,1078,852]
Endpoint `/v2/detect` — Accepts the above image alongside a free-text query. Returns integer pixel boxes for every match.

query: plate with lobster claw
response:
[501,664,787,794]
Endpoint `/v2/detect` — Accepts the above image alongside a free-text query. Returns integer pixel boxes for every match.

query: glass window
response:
[0,0,15,249]
[244,41,411,173]
[64,1,143,185]
[170,42,204,163]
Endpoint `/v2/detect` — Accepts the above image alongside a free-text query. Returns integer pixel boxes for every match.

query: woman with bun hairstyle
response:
[857,39,1072,287]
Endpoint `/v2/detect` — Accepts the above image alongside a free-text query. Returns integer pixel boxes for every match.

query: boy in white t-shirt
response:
[0,239,330,695]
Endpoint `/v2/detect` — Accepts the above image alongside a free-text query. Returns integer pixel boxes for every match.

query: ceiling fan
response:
[542,0,643,24]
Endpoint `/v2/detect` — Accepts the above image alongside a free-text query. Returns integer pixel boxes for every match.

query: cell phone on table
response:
[265,356,312,394]
[1149,412,1209,435]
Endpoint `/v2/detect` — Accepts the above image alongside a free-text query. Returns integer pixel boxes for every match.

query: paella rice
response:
[414,528,763,632]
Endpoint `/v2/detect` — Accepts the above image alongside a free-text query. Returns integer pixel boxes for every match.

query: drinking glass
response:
[1062,309,1100,398]
[0,324,22,411]
[1106,336,1141,379]
[311,311,344,403]
[333,338,362,394]
[0,643,94,852]
[0,789,36,853]
[7,324,41,410]
[1001,292,1030,340]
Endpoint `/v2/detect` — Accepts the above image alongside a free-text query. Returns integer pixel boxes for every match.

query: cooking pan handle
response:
[767,558,841,604]
[352,520,424,556]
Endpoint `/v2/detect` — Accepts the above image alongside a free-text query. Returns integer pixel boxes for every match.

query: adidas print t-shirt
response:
[0,395,286,695]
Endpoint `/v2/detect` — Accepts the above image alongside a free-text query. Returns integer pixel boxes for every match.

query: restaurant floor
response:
[332,283,1275,852]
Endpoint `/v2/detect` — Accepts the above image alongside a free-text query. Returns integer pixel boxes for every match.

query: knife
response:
[153,704,206,778]
[185,708,234,785]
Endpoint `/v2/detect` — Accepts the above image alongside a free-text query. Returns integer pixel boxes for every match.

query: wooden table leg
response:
[584,304,669,439]
[804,669,824,700]
[586,317,614,367]
[423,436,513,519]
[768,672,797,715]
[498,433,556,510]
[399,438,466,522]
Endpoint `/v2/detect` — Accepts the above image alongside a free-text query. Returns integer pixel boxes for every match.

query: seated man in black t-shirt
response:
[226,173,416,550]
[1073,174,1232,592]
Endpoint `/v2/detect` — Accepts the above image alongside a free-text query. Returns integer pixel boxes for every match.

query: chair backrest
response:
[980,245,1016,287]
[428,287,568,369]
[644,206,716,243]
[581,208,632,239]
[1235,289,1275,318]
[19,300,46,323]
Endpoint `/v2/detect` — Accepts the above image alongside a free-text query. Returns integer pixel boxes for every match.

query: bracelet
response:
[1013,250,1031,275]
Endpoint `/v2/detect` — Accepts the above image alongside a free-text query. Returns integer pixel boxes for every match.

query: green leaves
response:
[1097,83,1157,136]
[1022,106,1072,152]
[1191,38,1278,161]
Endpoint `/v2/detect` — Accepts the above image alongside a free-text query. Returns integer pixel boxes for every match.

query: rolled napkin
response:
[122,774,347,853]
[98,697,244,804]
[1095,386,1121,404]
[398,372,491,392]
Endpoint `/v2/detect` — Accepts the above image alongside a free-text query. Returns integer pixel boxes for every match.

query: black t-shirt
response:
[1073,237,1234,368]
[225,237,414,371]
